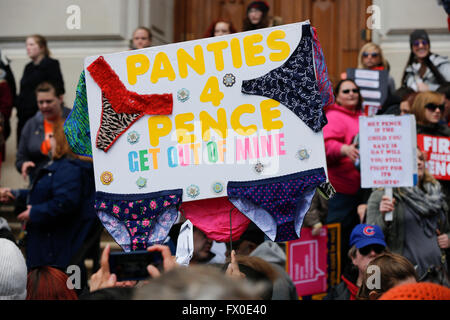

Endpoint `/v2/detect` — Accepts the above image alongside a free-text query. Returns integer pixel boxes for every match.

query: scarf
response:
[395,182,448,237]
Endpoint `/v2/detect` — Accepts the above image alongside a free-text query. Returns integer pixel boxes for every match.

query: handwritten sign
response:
[286,227,327,297]
[359,115,417,188]
[417,134,450,180]
[84,21,328,201]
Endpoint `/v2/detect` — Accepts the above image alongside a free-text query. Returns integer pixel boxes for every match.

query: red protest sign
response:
[286,227,328,297]
[417,134,450,181]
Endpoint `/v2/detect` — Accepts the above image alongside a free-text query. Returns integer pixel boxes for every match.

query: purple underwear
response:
[227,168,326,242]
[95,189,182,251]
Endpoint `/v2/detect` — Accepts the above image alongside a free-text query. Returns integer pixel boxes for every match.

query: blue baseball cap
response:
[349,224,386,249]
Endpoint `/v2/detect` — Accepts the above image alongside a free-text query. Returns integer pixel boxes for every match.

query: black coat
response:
[17,56,64,121]
[16,157,96,269]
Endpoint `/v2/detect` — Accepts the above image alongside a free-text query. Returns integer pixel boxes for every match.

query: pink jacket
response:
[323,103,362,195]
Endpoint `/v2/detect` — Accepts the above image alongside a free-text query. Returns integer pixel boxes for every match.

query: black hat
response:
[409,29,430,48]
[247,1,270,14]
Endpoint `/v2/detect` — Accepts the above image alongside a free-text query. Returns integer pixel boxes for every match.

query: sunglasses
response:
[362,52,379,58]
[341,88,359,94]
[413,39,429,47]
[425,103,445,113]
[358,244,385,256]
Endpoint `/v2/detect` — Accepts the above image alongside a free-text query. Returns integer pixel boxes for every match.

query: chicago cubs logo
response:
[363,226,375,236]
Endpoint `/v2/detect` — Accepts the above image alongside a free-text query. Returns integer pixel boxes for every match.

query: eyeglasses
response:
[425,103,445,113]
[341,88,359,94]
[358,244,385,256]
[362,52,379,58]
[413,39,429,47]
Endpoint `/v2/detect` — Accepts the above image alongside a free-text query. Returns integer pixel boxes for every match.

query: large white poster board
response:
[84,21,328,201]
[359,115,417,188]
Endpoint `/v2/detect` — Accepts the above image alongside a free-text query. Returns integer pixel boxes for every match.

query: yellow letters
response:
[260,99,283,130]
[206,41,229,72]
[231,104,257,136]
[243,34,265,67]
[267,30,290,62]
[175,113,196,144]
[200,76,224,107]
[150,52,176,84]
[126,54,150,85]
[200,108,227,141]
[177,45,205,78]
[148,116,172,147]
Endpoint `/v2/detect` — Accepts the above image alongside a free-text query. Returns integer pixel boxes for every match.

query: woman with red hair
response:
[27,266,78,300]
[203,19,237,38]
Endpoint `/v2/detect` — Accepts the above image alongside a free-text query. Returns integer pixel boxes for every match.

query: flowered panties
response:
[227,168,327,242]
[95,189,182,251]
[241,24,326,132]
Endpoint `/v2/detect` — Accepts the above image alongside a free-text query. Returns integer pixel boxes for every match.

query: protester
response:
[223,251,278,300]
[410,91,450,202]
[1,120,97,280]
[380,87,417,116]
[379,282,450,300]
[411,91,450,136]
[357,42,396,95]
[324,224,387,300]
[190,226,215,264]
[16,81,71,183]
[227,223,298,300]
[356,252,418,300]
[26,266,78,300]
[0,238,27,300]
[133,264,260,300]
[437,83,450,125]
[0,67,13,147]
[204,19,236,38]
[16,34,64,143]
[130,26,152,50]
[243,1,270,31]
[323,79,365,270]
[366,148,450,282]
[401,29,450,92]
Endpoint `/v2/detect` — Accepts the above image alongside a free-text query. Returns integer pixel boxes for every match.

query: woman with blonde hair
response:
[410,91,450,137]
[357,42,396,95]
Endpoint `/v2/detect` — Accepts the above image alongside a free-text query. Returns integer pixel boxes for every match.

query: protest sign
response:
[286,223,340,298]
[417,134,450,181]
[84,21,329,201]
[359,115,417,188]
[346,68,389,116]
[286,226,328,297]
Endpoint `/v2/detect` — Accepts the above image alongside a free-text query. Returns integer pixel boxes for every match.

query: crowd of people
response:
[0,1,450,301]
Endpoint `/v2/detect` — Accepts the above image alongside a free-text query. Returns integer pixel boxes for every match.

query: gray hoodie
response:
[250,241,299,300]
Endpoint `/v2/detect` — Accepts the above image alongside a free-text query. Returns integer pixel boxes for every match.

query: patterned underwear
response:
[311,26,335,108]
[241,24,326,133]
[95,189,182,251]
[87,56,173,115]
[227,168,327,242]
[86,56,174,152]
[64,70,92,157]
